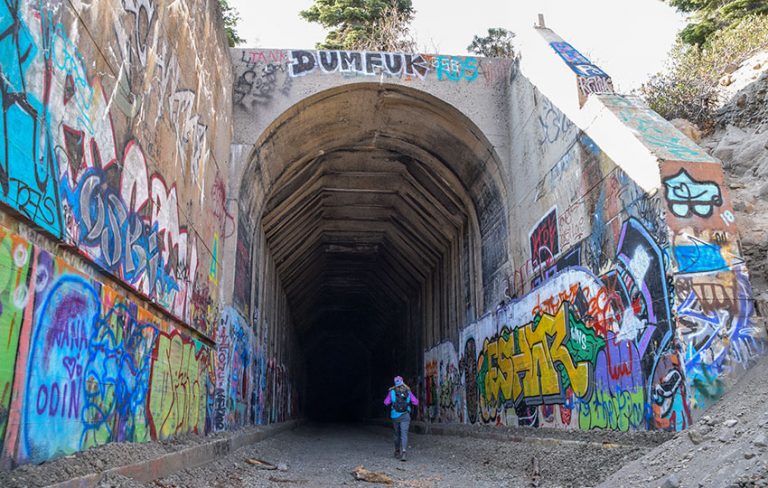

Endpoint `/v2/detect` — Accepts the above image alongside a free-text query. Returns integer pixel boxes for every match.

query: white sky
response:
[229,0,687,90]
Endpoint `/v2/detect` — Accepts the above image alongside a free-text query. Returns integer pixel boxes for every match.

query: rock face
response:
[710,125,768,176]
[700,50,768,304]
[716,53,768,128]
[671,118,703,141]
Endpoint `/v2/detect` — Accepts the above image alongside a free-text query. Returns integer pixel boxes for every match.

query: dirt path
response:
[151,423,649,488]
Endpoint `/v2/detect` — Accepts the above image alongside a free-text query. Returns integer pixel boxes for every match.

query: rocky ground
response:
[0,429,236,488]
[597,354,768,488]
[148,424,655,488]
[2,422,666,488]
[700,51,768,307]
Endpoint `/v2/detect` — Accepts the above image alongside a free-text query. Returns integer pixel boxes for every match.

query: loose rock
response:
[754,433,768,448]
[688,430,705,445]
[662,474,681,488]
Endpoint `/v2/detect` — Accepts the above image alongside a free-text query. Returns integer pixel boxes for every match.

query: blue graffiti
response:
[550,41,609,78]
[21,267,160,463]
[22,273,100,462]
[681,269,762,375]
[663,169,723,218]
[0,0,63,236]
[82,301,158,445]
[435,56,479,82]
[59,168,179,298]
[674,239,728,274]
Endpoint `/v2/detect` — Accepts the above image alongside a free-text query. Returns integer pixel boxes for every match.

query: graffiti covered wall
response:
[600,95,763,413]
[0,224,213,464]
[0,0,232,338]
[0,0,299,468]
[423,93,766,433]
[0,221,297,466]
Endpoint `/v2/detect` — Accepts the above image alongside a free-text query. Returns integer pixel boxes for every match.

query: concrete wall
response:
[421,46,765,432]
[0,0,297,468]
[227,43,765,433]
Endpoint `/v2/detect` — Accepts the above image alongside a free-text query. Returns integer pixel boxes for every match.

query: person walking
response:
[383,376,419,461]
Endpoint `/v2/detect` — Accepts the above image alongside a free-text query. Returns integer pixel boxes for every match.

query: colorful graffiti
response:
[549,41,614,104]
[661,161,764,411]
[425,113,765,434]
[446,127,701,432]
[148,329,212,440]
[424,342,462,423]
[458,211,688,431]
[0,224,294,466]
[0,229,33,445]
[478,304,604,412]
[530,209,559,268]
[0,229,213,464]
[214,308,253,431]
[0,0,222,336]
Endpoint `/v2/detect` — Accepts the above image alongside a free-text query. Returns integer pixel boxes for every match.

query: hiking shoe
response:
[400,451,407,462]
[394,449,400,458]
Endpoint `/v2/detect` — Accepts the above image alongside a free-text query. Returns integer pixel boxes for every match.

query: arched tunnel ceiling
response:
[243,83,510,352]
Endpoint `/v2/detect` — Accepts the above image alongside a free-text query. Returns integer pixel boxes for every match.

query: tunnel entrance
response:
[240,84,509,422]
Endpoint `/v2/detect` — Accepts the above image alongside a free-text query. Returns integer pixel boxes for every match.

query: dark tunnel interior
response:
[251,84,505,422]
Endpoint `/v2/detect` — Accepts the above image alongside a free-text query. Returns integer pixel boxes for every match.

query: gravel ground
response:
[151,423,651,488]
[597,354,768,488]
[0,429,236,488]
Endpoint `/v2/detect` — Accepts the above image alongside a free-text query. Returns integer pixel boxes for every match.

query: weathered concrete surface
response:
[0,0,273,470]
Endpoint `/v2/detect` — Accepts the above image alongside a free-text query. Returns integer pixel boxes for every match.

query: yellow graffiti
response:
[480,305,592,406]
[149,332,212,439]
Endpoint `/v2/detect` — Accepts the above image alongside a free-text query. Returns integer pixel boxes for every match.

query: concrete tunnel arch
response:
[236,82,511,421]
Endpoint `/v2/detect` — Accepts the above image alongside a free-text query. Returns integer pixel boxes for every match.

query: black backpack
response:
[393,388,410,413]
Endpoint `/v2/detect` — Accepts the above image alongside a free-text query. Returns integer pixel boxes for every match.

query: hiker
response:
[383,376,419,461]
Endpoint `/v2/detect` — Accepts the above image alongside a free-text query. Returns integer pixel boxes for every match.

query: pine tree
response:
[467,28,516,58]
[219,0,245,47]
[667,0,768,45]
[300,0,415,51]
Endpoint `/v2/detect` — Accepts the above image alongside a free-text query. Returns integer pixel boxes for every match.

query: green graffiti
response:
[578,387,645,431]
[0,231,33,447]
[560,310,605,391]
